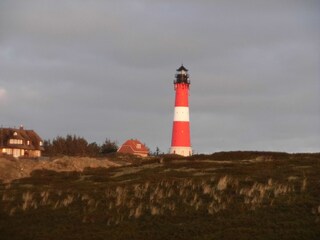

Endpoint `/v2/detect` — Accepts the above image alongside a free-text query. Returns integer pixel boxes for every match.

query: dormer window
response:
[13,132,18,136]
[39,141,43,146]
[9,139,23,144]
[136,144,141,149]
[27,140,30,145]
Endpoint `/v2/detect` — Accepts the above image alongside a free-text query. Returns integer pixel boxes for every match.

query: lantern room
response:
[174,65,190,84]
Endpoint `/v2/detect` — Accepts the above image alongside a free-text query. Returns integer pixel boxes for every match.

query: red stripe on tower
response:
[170,65,192,156]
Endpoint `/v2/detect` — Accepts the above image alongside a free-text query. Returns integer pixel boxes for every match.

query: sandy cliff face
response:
[0,157,121,182]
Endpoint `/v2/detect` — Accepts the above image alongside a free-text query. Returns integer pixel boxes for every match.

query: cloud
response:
[0,87,8,104]
[0,87,6,95]
[0,0,319,153]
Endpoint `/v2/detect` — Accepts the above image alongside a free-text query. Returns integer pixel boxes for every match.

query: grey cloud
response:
[0,0,319,153]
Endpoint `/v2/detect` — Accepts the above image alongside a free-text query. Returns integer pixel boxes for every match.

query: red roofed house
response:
[0,126,44,158]
[117,139,149,157]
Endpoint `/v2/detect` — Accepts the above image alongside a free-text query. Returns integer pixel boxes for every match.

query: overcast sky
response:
[0,0,319,153]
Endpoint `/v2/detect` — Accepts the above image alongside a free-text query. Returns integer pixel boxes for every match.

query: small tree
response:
[155,146,160,156]
[43,140,53,156]
[87,142,100,157]
[43,135,119,157]
[100,138,118,154]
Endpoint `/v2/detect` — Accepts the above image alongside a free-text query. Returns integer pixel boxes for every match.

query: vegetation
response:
[43,135,118,157]
[0,152,319,240]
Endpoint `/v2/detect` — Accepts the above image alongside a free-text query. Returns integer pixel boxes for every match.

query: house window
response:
[136,144,141,149]
[27,140,30,145]
[39,141,43,146]
[9,139,23,144]
[13,149,20,158]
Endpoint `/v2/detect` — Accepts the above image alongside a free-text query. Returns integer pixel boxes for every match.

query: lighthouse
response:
[170,65,192,156]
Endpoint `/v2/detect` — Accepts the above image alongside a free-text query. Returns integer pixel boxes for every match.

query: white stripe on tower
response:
[173,107,189,122]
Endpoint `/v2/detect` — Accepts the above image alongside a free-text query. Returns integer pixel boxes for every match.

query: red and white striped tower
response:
[170,65,192,156]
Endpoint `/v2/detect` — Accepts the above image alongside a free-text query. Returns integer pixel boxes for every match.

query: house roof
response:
[117,139,149,155]
[0,127,44,151]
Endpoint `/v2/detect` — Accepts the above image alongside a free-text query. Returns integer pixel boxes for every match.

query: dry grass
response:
[0,152,319,240]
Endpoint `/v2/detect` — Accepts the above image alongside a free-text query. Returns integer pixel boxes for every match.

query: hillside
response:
[0,156,124,182]
[0,152,319,240]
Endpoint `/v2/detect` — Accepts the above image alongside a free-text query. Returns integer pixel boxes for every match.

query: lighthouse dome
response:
[175,65,190,84]
[176,65,188,72]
